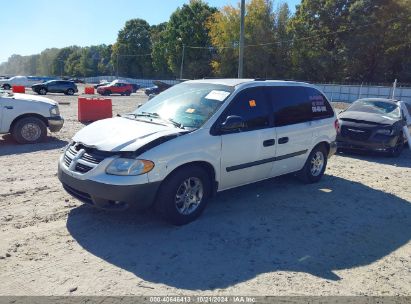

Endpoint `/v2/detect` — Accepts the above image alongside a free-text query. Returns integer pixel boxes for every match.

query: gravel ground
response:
[0,86,410,296]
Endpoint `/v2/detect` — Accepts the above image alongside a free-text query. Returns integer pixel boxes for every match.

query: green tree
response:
[112,19,153,78]
[151,22,173,77]
[208,0,279,78]
[164,0,217,79]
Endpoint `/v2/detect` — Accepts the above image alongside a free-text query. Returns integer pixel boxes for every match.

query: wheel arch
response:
[10,113,48,133]
[161,161,218,196]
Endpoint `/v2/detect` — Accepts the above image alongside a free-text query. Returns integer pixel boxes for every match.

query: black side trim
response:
[226,149,308,172]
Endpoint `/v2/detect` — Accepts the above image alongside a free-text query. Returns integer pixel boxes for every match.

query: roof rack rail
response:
[254,78,267,81]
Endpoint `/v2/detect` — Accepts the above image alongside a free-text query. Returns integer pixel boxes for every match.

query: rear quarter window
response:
[305,87,334,120]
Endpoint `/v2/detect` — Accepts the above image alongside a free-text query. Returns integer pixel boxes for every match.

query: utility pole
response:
[392,79,397,99]
[180,44,186,80]
[238,0,245,78]
[116,53,119,79]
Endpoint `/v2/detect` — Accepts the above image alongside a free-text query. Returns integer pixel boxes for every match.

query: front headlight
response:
[49,105,60,116]
[376,128,393,136]
[106,158,154,176]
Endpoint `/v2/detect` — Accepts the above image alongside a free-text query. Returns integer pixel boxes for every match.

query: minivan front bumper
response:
[58,164,161,211]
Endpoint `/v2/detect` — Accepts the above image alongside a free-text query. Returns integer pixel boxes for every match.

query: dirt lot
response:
[0,86,410,296]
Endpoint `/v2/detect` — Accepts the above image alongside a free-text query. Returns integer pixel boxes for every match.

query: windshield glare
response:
[134,83,234,128]
[348,100,400,119]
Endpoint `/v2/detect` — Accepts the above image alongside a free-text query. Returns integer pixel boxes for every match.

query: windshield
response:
[348,100,401,119]
[133,82,234,128]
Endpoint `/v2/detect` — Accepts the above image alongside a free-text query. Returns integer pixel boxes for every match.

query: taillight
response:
[334,119,340,133]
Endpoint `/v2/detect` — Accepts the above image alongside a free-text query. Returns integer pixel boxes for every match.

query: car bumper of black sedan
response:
[336,134,399,151]
[47,116,64,132]
[58,166,161,211]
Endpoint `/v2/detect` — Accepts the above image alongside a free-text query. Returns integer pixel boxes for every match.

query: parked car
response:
[94,80,110,89]
[337,98,410,157]
[144,80,173,97]
[32,80,78,95]
[97,81,133,96]
[0,89,64,143]
[58,79,337,225]
[0,76,53,89]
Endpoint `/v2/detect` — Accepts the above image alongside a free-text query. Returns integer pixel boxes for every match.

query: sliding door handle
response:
[263,139,275,147]
[278,137,289,144]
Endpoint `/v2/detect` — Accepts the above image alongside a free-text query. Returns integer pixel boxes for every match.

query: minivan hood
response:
[339,110,398,125]
[8,93,57,106]
[72,117,186,152]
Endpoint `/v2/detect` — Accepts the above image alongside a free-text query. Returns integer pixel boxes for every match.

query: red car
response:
[97,81,133,96]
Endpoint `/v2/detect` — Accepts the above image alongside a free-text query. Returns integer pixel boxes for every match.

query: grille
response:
[64,143,112,174]
[341,126,371,141]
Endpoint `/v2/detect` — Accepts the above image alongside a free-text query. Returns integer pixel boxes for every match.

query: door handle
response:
[4,106,13,110]
[263,139,275,147]
[278,137,289,144]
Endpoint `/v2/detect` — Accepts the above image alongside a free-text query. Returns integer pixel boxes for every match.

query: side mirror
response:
[220,115,245,132]
[137,103,143,108]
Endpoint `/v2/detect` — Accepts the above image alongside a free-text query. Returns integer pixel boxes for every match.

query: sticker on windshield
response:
[249,99,256,107]
[205,90,230,101]
[185,108,196,113]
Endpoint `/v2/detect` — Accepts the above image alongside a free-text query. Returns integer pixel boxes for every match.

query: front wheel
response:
[298,145,328,183]
[39,88,47,95]
[12,117,47,144]
[156,166,211,225]
[3,84,11,90]
[125,90,131,96]
[66,88,74,95]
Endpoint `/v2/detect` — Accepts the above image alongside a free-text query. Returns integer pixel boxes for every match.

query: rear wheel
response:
[388,134,404,157]
[125,90,131,96]
[298,145,328,183]
[3,84,11,90]
[156,166,211,225]
[39,88,47,95]
[66,88,74,95]
[12,117,47,144]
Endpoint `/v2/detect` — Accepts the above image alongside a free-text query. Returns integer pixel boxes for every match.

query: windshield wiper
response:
[136,112,184,129]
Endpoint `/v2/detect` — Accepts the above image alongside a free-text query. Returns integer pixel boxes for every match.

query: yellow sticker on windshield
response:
[186,108,195,113]
[249,99,256,107]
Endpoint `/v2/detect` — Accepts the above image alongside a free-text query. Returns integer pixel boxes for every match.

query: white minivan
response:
[58,79,337,225]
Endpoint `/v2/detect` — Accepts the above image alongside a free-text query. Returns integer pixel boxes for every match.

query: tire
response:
[3,84,11,90]
[298,144,328,183]
[103,90,111,96]
[11,117,47,144]
[39,88,47,95]
[125,91,131,96]
[66,88,74,95]
[387,134,404,157]
[156,166,211,225]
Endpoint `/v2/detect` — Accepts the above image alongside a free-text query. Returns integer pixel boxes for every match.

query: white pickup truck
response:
[0,89,64,143]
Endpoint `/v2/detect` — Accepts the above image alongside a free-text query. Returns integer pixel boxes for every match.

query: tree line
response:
[0,0,410,83]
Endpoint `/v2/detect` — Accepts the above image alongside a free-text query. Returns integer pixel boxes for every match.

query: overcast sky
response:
[0,0,301,64]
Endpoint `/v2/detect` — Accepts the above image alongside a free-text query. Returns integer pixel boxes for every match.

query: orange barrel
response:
[78,97,112,122]
[12,86,25,93]
[84,87,95,94]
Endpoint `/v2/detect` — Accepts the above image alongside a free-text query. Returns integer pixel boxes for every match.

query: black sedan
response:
[337,98,409,157]
[32,80,78,95]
